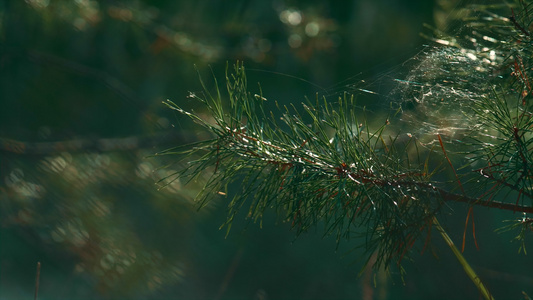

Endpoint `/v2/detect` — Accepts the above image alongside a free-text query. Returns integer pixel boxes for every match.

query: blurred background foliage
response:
[1,0,532,299]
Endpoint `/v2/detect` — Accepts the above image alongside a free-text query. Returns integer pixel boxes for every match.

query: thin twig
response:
[436,187,533,214]
[34,262,41,300]
[433,217,494,300]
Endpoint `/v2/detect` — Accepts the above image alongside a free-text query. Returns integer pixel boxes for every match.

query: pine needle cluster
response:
[158,0,533,276]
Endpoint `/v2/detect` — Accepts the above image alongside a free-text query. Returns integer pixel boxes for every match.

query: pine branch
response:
[161,1,533,274]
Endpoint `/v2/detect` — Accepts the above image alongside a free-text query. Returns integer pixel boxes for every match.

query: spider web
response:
[389,0,516,144]
[316,0,524,146]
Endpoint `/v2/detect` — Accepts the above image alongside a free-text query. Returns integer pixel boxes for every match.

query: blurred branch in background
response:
[0,131,196,155]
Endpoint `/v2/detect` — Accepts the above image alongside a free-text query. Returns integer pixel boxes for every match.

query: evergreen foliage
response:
[161,0,533,298]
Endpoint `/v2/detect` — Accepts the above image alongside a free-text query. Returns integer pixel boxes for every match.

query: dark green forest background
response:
[1,0,531,299]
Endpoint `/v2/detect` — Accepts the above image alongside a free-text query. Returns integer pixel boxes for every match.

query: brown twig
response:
[227,130,533,214]
[436,187,533,213]
[510,8,530,37]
